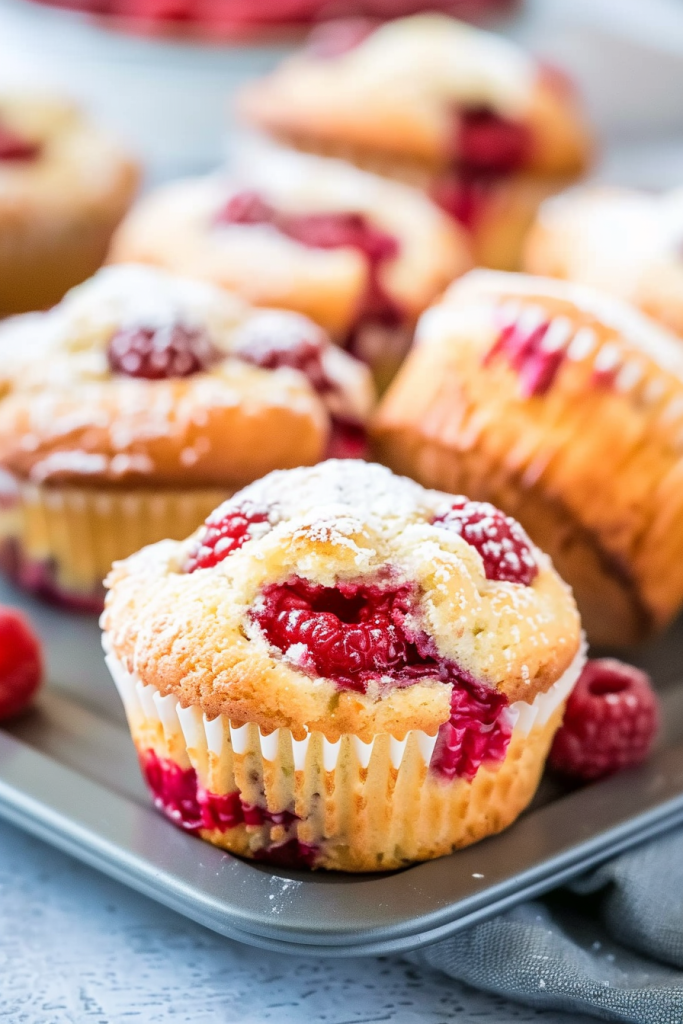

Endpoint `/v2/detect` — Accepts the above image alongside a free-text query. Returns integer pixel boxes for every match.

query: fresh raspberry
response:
[0,606,43,720]
[433,499,538,585]
[214,189,276,226]
[549,659,660,782]
[185,500,271,572]
[231,312,332,394]
[0,124,41,162]
[457,107,530,173]
[254,579,413,691]
[107,324,219,379]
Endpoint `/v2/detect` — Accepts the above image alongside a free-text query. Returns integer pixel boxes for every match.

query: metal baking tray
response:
[1,577,683,957]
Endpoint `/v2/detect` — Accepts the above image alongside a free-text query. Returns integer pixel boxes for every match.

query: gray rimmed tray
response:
[1,576,683,957]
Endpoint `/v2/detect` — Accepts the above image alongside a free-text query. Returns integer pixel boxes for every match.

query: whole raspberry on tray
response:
[0,606,43,720]
[549,659,660,782]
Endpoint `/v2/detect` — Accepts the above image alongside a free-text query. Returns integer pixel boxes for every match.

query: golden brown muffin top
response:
[103,460,581,739]
[0,265,374,487]
[108,144,471,337]
[238,15,591,177]
[373,270,683,633]
[0,96,139,218]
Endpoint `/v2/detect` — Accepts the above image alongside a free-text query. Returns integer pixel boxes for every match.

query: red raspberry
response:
[231,313,332,394]
[282,211,399,265]
[254,579,412,691]
[186,500,271,572]
[431,678,511,782]
[213,194,402,335]
[0,606,43,720]
[457,107,530,173]
[214,190,276,226]
[549,659,660,781]
[431,172,491,231]
[0,124,41,162]
[325,420,369,460]
[107,324,219,380]
[433,499,538,585]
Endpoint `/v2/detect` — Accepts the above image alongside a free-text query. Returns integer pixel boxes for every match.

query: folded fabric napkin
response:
[407,827,683,1023]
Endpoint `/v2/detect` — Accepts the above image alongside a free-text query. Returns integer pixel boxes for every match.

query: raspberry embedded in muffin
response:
[433,498,538,585]
[230,310,333,395]
[0,122,40,162]
[186,500,272,572]
[456,107,530,174]
[107,323,220,379]
[214,192,403,343]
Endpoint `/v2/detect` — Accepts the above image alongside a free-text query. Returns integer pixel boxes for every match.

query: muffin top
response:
[102,460,581,740]
[373,270,683,633]
[108,144,470,337]
[0,96,139,216]
[0,264,374,487]
[524,185,683,336]
[417,269,683,395]
[237,15,590,177]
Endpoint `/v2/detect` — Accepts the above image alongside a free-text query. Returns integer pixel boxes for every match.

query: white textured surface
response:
[0,819,592,1024]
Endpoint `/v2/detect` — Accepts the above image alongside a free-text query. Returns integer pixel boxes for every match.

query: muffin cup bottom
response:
[0,479,231,611]
[106,641,585,872]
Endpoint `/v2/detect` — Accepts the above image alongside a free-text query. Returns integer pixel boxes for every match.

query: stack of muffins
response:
[2,12,677,872]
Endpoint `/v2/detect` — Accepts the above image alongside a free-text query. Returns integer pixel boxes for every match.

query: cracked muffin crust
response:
[237,15,592,270]
[373,269,683,646]
[0,96,139,315]
[0,264,374,609]
[108,144,470,390]
[103,459,583,871]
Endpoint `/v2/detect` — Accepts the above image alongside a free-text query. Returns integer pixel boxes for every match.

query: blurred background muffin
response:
[0,95,138,315]
[0,264,373,609]
[109,143,470,388]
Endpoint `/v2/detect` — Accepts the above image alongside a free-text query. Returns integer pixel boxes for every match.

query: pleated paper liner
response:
[0,480,231,610]
[106,640,585,872]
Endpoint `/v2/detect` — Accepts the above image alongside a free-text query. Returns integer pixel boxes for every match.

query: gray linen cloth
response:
[406,827,683,1023]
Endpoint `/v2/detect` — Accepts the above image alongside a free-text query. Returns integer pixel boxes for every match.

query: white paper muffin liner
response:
[104,632,586,871]
[0,480,231,607]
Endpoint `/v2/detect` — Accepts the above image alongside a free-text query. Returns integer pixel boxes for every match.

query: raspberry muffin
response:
[373,270,683,647]
[108,144,471,390]
[0,96,139,316]
[524,185,683,339]
[237,15,592,271]
[0,264,373,610]
[103,459,584,872]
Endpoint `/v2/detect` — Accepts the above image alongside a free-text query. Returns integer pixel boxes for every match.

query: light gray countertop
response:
[0,818,591,1024]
